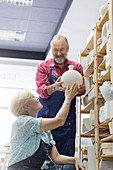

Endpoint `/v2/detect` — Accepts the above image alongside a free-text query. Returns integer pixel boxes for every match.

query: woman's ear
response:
[23,103,29,110]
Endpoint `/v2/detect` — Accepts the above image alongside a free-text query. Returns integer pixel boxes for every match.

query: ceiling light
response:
[0,30,26,41]
[0,0,33,6]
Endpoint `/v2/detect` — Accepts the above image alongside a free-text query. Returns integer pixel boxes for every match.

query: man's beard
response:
[53,54,66,65]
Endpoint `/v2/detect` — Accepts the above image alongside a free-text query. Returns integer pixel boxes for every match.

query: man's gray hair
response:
[51,35,69,49]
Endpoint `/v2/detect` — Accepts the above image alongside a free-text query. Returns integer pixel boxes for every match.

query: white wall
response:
[0,59,41,148]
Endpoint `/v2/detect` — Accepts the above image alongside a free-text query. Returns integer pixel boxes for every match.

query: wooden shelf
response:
[81,128,95,137]
[100,154,113,159]
[81,127,109,138]
[98,69,110,83]
[100,119,112,127]
[81,110,90,114]
[81,35,94,56]
[84,56,103,76]
[81,87,94,113]
[101,135,113,142]
[98,59,106,70]
[98,10,109,28]
[98,39,108,55]
[81,101,94,112]
[84,60,94,76]
[81,97,104,113]
[82,86,94,97]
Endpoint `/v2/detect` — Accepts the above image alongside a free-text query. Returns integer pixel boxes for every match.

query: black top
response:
[8,140,53,170]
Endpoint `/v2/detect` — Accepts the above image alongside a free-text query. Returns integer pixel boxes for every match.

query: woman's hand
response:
[75,157,86,170]
[65,83,79,101]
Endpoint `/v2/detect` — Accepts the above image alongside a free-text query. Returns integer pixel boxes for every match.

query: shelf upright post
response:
[94,23,100,170]
[109,0,113,142]
[78,50,82,159]
[109,0,113,83]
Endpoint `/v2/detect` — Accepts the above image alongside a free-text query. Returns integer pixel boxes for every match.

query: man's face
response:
[52,38,69,65]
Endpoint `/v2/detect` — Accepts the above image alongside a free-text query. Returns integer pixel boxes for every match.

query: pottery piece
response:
[61,65,83,88]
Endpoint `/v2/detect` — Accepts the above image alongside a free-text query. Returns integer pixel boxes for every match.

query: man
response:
[36,35,85,158]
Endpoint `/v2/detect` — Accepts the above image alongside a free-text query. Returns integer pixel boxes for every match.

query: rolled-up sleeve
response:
[36,62,51,99]
[76,63,84,76]
[29,117,42,134]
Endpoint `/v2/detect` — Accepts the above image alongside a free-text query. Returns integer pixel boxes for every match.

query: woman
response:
[7,78,85,170]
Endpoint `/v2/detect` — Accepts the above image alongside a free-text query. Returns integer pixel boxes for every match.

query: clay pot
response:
[99,4,108,17]
[61,65,83,88]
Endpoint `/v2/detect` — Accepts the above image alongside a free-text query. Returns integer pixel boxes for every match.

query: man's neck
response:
[58,63,64,68]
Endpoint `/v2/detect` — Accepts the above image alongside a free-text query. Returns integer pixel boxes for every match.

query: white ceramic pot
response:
[102,21,109,43]
[99,4,108,17]
[61,65,83,88]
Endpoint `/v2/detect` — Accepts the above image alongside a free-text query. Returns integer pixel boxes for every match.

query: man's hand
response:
[54,77,65,92]
[47,76,65,96]
[77,77,85,96]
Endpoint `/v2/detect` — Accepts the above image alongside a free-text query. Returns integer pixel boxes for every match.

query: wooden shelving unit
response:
[78,1,113,169]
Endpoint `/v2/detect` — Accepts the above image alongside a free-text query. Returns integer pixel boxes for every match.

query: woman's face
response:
[27,95,43,116]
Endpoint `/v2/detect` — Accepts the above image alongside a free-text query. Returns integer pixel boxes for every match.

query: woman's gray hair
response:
[10,88,32,117]
[51,35,69,50]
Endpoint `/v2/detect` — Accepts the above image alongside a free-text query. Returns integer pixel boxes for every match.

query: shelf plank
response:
[81,110,90,114]
[98,59,106,70]
[100,154,113,158]
[98,69,110,83]
[98,39,108,54]
[81,134,94,138]
[84,60,94,76]
[101,135,113,142]
[100,119,112,126]
[81,126,109,138]
[81,128,95,137]
[82,86,94,97]
[84,56,103,76]
[81,101,94,112]
[81,35,94,56]
[100,156,113,160]
[81,97,104,113]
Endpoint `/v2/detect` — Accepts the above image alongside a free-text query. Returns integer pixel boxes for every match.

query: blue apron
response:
[37,66,76,156]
